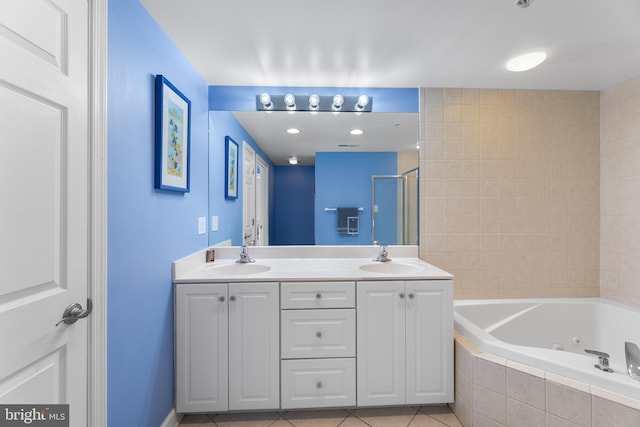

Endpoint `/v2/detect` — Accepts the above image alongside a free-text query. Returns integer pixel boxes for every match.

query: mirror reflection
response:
[208,90,419,247]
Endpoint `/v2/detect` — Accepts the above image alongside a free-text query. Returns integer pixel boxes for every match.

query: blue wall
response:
[315,152,397,245]
[108,1,209,426]
[272,166,315,245]
[208,111,275,245]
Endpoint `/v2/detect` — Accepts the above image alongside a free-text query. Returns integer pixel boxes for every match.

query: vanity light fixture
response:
[350,129,364,135]
[286,128,300,134]
[259,92,273,110]
[288,156,298,165]
[506,51,547,72]
[256,93,372,112]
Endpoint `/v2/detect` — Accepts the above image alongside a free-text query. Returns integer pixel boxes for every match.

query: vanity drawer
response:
[281,309,355,359]
[281,358,356,409]
[281,281,355,309]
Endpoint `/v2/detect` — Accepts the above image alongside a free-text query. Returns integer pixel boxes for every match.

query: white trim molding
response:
[88,0,108,426]
[160,409,183,427]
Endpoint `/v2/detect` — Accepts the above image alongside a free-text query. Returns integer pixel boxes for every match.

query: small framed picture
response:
[225,136,239,199]
[155,75,191,192]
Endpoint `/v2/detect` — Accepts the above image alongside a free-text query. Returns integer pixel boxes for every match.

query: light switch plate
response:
[198,217,206,235]
[211,215,219,232]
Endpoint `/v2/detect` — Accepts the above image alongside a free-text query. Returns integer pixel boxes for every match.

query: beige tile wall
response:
[600,75,640,309]
[419,88,600,300]
[398,151,419,245]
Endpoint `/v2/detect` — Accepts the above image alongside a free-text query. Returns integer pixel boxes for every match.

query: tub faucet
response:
[236,245,255,264]
[585,349,613,373]
[373,245,391,262]
[625,342,640,381]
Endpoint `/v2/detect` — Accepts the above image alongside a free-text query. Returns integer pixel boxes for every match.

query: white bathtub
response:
[454,298,640,401]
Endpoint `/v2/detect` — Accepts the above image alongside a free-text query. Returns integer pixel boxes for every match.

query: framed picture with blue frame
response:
[225,136,238,199]
[154,74,191,192]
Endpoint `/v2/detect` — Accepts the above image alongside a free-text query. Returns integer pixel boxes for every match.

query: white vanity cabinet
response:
[280,281,357,409]
[356,280,453,406]
[175,282,279,413]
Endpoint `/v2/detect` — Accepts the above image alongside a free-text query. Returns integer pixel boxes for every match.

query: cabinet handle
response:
[399,293,405,299]
[408,293,415,299]
[229,296,236,302]
[316,381,322,388]
[219,296,225,303]
[315,293,322,299]
[316,331,322,338]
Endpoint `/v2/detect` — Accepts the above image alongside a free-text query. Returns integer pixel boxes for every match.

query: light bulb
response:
[356,95,369,110]
[309,94,320,109]
[332,94,344,111]
[259,92,272,109]
[284,93,296,110]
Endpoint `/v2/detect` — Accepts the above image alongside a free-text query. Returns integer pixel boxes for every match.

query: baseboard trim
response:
[160,408,183,427]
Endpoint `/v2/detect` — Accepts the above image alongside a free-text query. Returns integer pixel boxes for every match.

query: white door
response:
[356,281,406,406]
[228,282,279,411]
[242,142,256,245]
[0,0,90,424]
[405,281,453,404]
[255,155,269,246]
[175,284,228,413]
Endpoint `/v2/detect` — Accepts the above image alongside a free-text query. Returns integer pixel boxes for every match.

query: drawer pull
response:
[315,293,322,299]
[316,331,322,338]
[219,296,225,303]
[316,381,322,388]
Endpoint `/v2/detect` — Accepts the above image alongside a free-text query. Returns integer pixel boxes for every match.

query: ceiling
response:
[231,111,418,166]
[140,0,640,164]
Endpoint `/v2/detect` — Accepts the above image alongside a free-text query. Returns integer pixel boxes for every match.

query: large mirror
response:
[207,89,419,247]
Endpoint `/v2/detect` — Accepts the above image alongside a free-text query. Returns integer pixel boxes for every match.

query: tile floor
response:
[179,406,463,427]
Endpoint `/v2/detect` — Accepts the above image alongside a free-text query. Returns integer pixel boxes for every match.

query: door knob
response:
[56,298,93,326]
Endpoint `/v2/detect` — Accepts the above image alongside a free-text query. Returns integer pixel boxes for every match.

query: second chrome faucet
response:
[372,245,391,262]
[236,245,255,264]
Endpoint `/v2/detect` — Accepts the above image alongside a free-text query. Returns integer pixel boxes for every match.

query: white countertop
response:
[173,245,454,283]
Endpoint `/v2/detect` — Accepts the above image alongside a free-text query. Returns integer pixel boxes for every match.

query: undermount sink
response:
[205,263,271,275]
[359,261,423,274]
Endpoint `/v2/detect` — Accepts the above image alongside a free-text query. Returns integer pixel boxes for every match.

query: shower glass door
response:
[371,168,419,245]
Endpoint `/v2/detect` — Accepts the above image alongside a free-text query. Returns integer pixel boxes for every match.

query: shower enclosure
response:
[371,168,419,245]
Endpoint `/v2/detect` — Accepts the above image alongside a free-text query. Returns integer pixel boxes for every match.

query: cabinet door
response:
[356,281,406,406]
[228,282,280,410]
[405,280,453,404]
[175,283,228,413]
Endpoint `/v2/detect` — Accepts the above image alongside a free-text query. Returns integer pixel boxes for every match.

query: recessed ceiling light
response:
[350,129,364,135]
[288,156,298,165]
[506,51,547,72]
[286,128,300,134]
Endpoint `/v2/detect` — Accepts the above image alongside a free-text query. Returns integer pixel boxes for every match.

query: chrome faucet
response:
[585,349,613,373]
[236,245,255,264]
[625,342,640,381]
[372,245,391,262]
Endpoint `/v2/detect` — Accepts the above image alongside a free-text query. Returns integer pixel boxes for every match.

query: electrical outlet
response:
[211,216,219,232]
[198,217,206,235]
